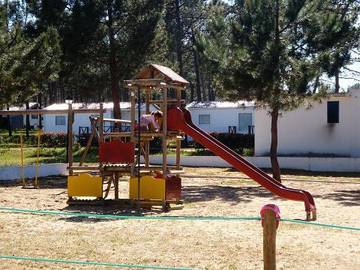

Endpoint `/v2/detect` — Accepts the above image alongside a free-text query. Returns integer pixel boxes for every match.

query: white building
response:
[43,102,159,135]
[255,88,360,157]
[3,103,40,129]
[186,101,256,134]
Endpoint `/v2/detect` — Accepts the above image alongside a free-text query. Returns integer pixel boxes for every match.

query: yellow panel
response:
[68,174,103,198]
[129,175,165,201]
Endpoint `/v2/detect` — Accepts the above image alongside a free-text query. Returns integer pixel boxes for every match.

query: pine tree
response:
[0,3,61,107]
[221,0,359,181]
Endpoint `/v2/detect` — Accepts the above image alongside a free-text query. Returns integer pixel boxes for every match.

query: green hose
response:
[0,206,359,231]
[0,255,194,269]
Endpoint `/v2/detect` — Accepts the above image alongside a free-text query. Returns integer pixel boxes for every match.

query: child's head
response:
[152,110,163,121]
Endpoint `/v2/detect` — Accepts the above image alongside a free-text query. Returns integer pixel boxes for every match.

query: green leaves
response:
[0,22,61,105]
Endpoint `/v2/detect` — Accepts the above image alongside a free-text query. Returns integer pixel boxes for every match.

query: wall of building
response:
[147,155,360,172]
[43,110,113,135]
[42,107,156,135]
[255,91,360,157]
[187,107,255,134]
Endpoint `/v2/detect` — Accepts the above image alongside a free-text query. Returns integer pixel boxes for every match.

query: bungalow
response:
[42,102,159,135]
[0,103,40,130]
[186,101,256,134]
[255,88,360,157]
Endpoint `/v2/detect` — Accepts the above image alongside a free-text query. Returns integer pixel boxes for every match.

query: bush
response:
[194,132,254,154]
[78,133,98,147]
[0,132,67,147]
[41,133,67,147]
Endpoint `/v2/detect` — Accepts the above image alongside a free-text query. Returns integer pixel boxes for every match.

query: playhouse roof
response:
[133,64,189,86]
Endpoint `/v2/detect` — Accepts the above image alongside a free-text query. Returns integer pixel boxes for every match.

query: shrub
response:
[194,132,254,154]
[78,133,98,147]
[0,133,67,147]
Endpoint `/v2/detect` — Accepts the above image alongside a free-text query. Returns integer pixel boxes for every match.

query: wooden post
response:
[114,172,119,200]
[67,103,73,176]
[20,134,25,187]
[130,90,136,176]
[99,103,104,143]
[35,129,41,188]
[261,204,280,270]
[175,88,181,170]
[162,86,168,175]
[145,90,150,168]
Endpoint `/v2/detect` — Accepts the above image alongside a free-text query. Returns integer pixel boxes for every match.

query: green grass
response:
[0,146,99,166]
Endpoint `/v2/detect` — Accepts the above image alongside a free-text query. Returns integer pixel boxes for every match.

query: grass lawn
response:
[0,146,99,166]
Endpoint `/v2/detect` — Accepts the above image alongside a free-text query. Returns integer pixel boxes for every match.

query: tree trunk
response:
[38,93,43,129]
[190,82,194,101]
[6,104,12,136]
[193,50,202,101]
[25,102,30,139]
[107,0,121,119]
[175,0,184,76]
[270,109,281,182]
[270,0,281,182]
[335,70,340,93]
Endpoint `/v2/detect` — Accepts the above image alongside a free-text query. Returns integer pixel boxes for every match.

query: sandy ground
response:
[0,167,359,269]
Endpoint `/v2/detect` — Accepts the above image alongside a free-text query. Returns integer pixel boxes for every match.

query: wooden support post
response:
[79,125,96,166]
[20,134,25,187]
[145,90,150,114]
[261,204,280,270]
[35,129,41,188]
[99,103,104,168]
[67,103,73,176]
[130,90,136,177]
[99,103,104,143]
[162,87,168,175]
[176,139,181,170]
[145,90,150,168]
[114,172,119,200]
[145,141,150,168]
[175,88,181,170]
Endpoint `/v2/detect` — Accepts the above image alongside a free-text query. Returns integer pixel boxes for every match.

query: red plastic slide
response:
[168,107,316,221]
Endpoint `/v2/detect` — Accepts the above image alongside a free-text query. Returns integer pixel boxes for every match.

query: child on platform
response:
[138,110,163,132]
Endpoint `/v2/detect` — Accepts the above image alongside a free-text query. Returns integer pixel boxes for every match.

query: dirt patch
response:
[0,168,359,269]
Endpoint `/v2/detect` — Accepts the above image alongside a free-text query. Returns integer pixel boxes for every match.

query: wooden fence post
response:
[261,204,280,270]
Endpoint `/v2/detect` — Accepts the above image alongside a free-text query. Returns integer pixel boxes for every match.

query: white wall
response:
[0,163,68,181]
[43,110,113,135]
[42,108,156,135]
[188,107,255,134]
[147,155,360,172]
[255,93,360,157]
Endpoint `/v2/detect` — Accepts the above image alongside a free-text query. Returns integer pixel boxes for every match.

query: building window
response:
[55,115,66,126]
[238,113,253,134]
[199,114,210,125]
[327,101,339,124]
[31,115,38,120]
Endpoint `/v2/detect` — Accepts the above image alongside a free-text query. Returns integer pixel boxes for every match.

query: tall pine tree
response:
[222,0,359,181]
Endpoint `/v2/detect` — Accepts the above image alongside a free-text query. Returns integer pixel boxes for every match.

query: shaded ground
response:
[0,167,359,269]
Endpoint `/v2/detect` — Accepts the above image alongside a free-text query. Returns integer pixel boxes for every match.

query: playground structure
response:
[65,64,316,220]
[66,64,188,209]
[0,64,316,220]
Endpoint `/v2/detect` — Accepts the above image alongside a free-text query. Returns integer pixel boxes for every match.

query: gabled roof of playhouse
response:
[134,64,189,86]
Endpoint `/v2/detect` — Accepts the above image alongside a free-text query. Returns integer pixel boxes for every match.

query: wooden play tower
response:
[67,64,189,209]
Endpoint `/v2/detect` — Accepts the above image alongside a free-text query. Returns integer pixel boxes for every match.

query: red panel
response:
[99,140,135,164]
[165,175,181,201]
